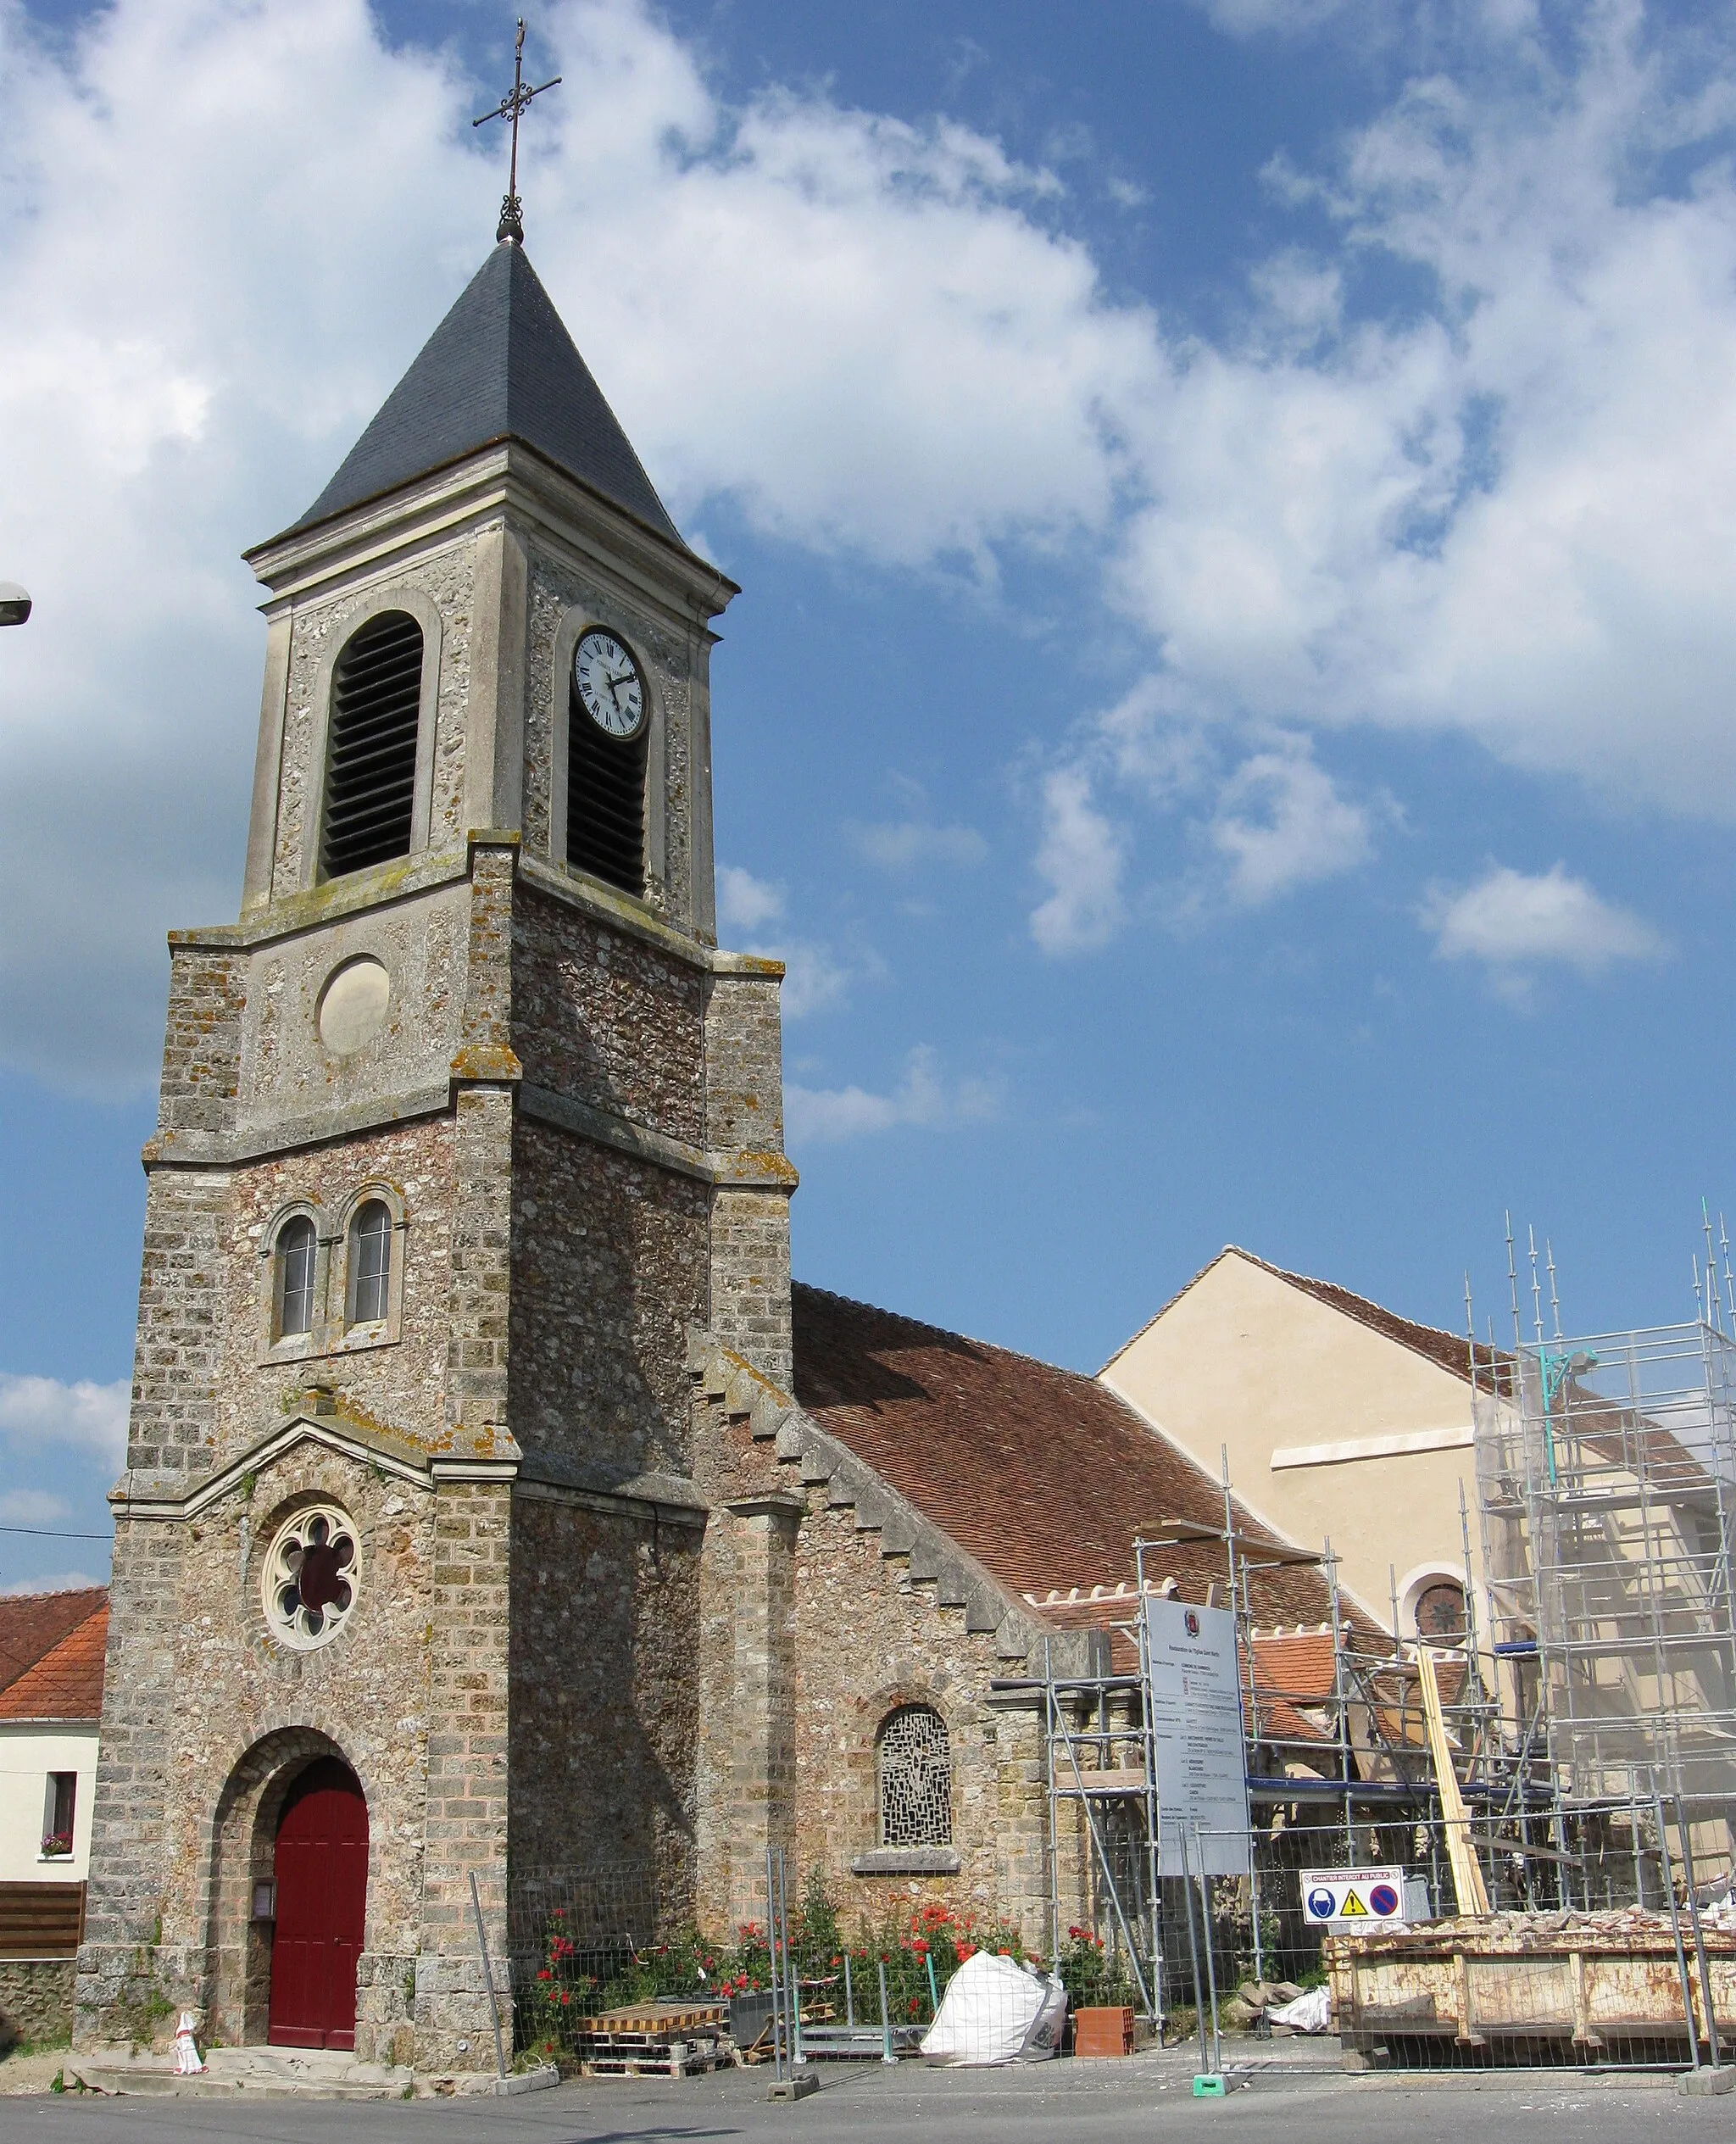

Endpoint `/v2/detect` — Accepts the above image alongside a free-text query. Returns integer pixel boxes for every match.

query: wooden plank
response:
[1417,1650,1490,1915]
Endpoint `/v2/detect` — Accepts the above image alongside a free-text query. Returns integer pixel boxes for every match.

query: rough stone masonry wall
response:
[214,1114,459,1465]
[0,1960,74,2048]
[520,537,698,925]
[512,881,706,1145]
[703,968,793,1389]
[77,1445,443,2055]
[508,1495,703,1905]
[270,539,476,902]
[414,1475,514,2070]
[508,1116,709,1483]
[689,1401,1051,1949]
[75,1518,187,2046]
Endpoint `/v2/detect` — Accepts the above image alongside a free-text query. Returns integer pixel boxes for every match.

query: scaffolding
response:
[1474,1313,1736,1829]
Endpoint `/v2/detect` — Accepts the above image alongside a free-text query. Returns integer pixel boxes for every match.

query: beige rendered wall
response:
[1100,1252,1480,1628]
[0,1724,97,1883]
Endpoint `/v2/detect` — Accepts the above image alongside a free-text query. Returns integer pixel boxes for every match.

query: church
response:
[73,220,1332,2072]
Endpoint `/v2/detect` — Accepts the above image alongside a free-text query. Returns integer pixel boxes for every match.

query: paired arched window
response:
[878,1704,952,1848]
[320,610,424,880]
[275,1216,317,1340]
[346,1200,392,1325]
[267,1194,401,1355]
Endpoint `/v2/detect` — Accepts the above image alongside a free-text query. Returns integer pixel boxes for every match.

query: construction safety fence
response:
[1104,1801,1736,2074]
[478,1863,1066,2069]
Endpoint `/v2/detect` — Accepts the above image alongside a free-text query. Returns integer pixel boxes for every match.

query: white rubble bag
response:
[1267,1985,1332,2034]
[920,1952,1068,2064]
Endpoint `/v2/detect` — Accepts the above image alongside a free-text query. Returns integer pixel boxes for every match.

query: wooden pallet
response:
[575,2002,727,2033]
[580,2045,733,2079]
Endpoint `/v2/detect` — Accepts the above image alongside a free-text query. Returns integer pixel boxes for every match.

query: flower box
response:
[1072,2004,1135,2058]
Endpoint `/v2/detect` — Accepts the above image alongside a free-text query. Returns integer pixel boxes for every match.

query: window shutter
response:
[567,687,647,895]
[321,611,424,878]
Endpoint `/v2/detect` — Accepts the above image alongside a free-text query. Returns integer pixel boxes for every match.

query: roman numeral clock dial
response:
[574,629,645,739]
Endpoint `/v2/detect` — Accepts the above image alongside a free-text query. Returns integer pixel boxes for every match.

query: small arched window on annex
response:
[331,1184,407,1353]
[260,1204,329,1360]
[550,611,659,901]
[877,1702,953,1850]
[1400,1563,1470,1644]
[305,590,442,888]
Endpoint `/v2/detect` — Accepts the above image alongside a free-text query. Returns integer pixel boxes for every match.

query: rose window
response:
[263,1506,359,1650]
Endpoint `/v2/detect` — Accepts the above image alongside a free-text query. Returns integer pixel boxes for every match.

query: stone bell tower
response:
[75,234,794,2069]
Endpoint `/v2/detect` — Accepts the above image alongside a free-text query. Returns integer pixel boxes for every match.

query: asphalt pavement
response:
[2,2050,1732,2144]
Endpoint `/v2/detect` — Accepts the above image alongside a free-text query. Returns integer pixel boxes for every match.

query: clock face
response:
[573,629,645,740]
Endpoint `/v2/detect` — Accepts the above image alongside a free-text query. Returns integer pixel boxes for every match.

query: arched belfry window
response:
[275,1216,317,1340]
[320,610,424,879]
[878,1704,952,1848]
[566,628,648,896]
[346,1200,392,1325]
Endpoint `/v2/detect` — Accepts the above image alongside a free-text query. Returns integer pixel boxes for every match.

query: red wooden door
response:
[268,1757,368,2050]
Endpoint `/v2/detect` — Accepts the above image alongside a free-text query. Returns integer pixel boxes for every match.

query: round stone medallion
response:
[262,1504,359,1651]
[317,956,391,1055]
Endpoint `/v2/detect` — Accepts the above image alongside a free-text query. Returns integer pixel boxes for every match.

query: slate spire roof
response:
[294,242,684,547]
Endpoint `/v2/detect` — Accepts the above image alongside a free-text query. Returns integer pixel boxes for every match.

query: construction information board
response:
[1143,1597,1252,1876]
[1299,1868,1405,1928]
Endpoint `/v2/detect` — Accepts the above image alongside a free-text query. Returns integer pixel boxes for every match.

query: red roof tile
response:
[0,1602,107,1720]
[0,1586,108,1699]
[791,1284,1332,1627]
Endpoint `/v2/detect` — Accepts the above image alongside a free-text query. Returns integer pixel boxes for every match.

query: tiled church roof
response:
[289,242,687,549]
[0,1598,107,1720]
[0,1586,108,1701]
[791,1284,1333,1629]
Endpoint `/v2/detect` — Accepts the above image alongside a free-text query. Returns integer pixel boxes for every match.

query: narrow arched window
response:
[566,629,648,896]
[347,1200,392,1325]
[321,610,424,879]
[878,1704,951,1847]
[275,1216,317,1340]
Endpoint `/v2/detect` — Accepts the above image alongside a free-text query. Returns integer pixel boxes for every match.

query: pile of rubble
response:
[1333,1906,1736,1955]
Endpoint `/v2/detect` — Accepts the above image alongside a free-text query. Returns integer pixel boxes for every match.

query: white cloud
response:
[785,1045,1001,1144]
[1110,13,1736,814]
[1030,767,1126,955]
[717,865,787,933]
[1211,741,1373,905]
[0,1374,131,1468]
[0,1489,73,1526]
[1424,864,1670,978]
[851,820,988,872]
[7,0,1736,1090]
[0,0,1151,1093]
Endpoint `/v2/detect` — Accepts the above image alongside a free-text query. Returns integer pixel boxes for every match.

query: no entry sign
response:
[1299,1867,1406,1927]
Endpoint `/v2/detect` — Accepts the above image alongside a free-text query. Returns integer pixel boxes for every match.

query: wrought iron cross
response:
[473,18,562,246]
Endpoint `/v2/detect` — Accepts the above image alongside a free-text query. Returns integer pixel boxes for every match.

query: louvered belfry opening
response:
[567,687,647,896]
[320,611,425,879]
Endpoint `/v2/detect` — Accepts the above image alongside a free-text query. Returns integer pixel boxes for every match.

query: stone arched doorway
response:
[267,1757,369,2049]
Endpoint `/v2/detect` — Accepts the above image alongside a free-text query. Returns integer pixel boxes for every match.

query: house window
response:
[878,1705,952,1847]
[275,1216,317,1339]
[43,1771,75,1857]
[347,1200,392,1324]
[320,610,424,879]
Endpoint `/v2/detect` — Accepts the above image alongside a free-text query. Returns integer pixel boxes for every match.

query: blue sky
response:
[3,0,1735,1590]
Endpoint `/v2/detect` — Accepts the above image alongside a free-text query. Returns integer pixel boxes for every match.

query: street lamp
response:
[0,583,31,626]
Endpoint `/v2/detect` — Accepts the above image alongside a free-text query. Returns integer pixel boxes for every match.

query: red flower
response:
[537,1969,551,1981]
[955,1944,976,1962]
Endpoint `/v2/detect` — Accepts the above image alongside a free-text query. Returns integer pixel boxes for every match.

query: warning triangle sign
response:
[1339,1890,1369,1916]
